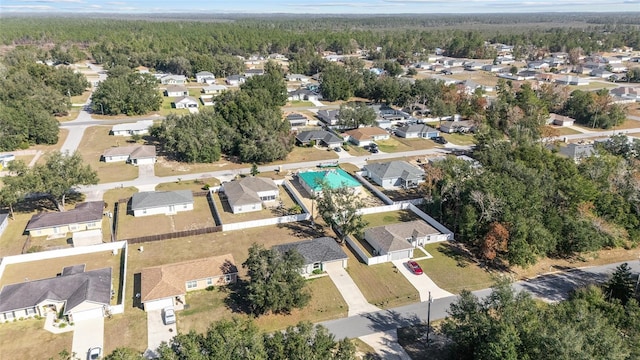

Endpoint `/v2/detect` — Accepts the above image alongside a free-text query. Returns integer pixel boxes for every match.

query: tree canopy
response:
[243,243,310,315]
[91,66,162,116]
[315,183,368,243]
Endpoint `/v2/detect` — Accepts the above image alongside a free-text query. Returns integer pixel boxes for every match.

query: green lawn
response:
[0,319,73,360]
[286,100,314,107]
[76,126,140,183]
[419,242,496,294]
[375,138,414,153]
[362,210,419,228]
[441,133,476,146]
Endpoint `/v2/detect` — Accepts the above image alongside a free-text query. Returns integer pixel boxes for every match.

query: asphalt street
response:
[320,260,640,340]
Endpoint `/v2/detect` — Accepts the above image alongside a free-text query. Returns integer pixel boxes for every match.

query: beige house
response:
[221,177,279,214]
[25,201,104,237]
[140,254,238,311]
[101,145,156,165]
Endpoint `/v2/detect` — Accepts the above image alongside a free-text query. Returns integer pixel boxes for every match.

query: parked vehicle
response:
[407,260,423,275]
[334,147,342,152]
[433,136,448,144]
[88,347,102,360]
[163,307,176,325]
[369,147,379,153]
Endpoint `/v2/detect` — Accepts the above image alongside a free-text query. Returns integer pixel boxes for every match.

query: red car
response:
[407,260,423,275]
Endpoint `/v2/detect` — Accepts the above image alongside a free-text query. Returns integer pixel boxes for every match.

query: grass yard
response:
[56,107,81,122]
[158,95,190,116]
[286,100,314,107]
[346,249,420,308]
[154,155,245,177]
[362,210,420,228]
[117,195,215,239]
[0,319,73,360]
[441,133,476,146]
[155,178,219,192]
[76,126,140,183]
[32,129,69,159]
[70,90,92,104]
[567,82,617,91]
[344,144,370,156]
[213,186,298,224]
[0,250,124,306]
[0,211,31,256]
[375,137,415,153]
[419,243,495,294]
[103,310,148,354]
[14,155,35,166]
[339,163,361,173]
[271,146,338,165]
[394,137,439,150]
[545,125,581,136]
[352,339,380,360]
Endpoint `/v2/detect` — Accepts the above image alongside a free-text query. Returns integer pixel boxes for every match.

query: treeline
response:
[0,47,89,151]
[152,62,292,164]
[91,66,161,115]
[1,17,638,76]
[442,271,640,360]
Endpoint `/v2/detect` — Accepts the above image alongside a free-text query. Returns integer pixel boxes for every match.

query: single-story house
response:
[547,113,575,127]
[110,120,153,136]
[160,74,187,85]
[130,190,194,217]
[343,127,389,147]
[464,62,484,71]
[25,201,104,237]
[317,110,340,126]
[298,169,360,196]
[555,75,590,86]
[286,113,308,127]
[272,237,348,276]
[195,71,216,84]
[245,69,264,77]
[172,96,199,109]
[200,95,214,106]
[0,265,112,323]
[140,254,237,311]
[364,220,442,261]
[101,145,156,166]
[295,130,343,148]
[135,66,149,74]
[0,153,15,170]
[225,75,246,86]
[559,143,596,163]
[164,85,188,97]
[287,88,320,102]
[0,213,9,239]
[395,124,439,139]
[201,85,228,94]
[527,61,550,70]
[591,68,614,78]
[440,120,475,134]
[222,177,279,214]
[482,64,505,72]
[362,161,425,189]
[286,74,310,82]
[610,87,640,101]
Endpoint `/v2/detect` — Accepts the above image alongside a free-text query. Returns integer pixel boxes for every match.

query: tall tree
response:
[604,263,636,305]
[315,183,367,243]
[337,103,376,129]
[243,244,310,315]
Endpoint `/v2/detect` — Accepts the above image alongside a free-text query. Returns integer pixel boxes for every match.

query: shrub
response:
[26,245,44,253]
[312,269,323,275]
[206,285,215,291]
[203,184,210,190]
[59,323,67,328]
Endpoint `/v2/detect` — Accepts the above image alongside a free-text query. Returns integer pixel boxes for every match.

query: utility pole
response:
[426,291,433,346]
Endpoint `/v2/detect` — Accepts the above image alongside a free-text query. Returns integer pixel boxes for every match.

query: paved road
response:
[78,146,467,194]
[320,259,640,340]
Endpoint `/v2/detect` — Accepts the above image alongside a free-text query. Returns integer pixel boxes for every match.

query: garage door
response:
[71,307,103,321]
[323,260,345,272]
[144,298,174,312]
[389,250,411,261]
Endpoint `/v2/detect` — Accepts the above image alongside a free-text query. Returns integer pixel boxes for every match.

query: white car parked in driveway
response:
[163,307,176,325]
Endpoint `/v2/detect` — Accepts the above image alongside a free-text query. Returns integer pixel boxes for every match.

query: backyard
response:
[212,186,299,224]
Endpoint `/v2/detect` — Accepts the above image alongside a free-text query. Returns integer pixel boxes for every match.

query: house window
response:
[142,210,147,214]
[186,280,197,289]
[260,195,276,201]
[4,312,14,320]
[206,278,213,286]
[183,205,188,209]
[26,307,36,316]
[313,262,322,271]
[224,274,232,283]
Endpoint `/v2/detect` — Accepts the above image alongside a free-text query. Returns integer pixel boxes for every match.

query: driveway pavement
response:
[392,260,454,301]
[138,163,156,178]
[71,317,104,360]
[359,330,412,360]
[145,309,177,358]
[325,266,380,317]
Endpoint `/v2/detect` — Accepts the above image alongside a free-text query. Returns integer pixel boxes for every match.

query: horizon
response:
[1,0,640,15]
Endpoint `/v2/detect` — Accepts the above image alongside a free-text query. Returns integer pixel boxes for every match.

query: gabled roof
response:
[223,177,278,207]
[140,254,237,302]
[129,145,156,160]
[112,120,153,133]
[365,220,440,253]
[288,88,316,97]
[298,169,360,192]
[344,127,388,141]
[272,237,347,265]
[26,201,104,231]
[549,113,575,123]
[173,96,198,104]
[203,85,227,91]
[396,124,438,134]
[131,190,194,211]
[102,145,155,159]
[195,71,214,76]
[0,266,111,314]
[295,130,342,145]
[165,85,187,93]
[0,213,8,225]
[363,161,424,181]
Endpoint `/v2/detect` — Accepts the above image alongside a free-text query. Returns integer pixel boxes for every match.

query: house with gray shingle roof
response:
[295,130,343,148]
[130,190,194,217]
[394,124,439,139]
[25,201,104,237]
[364,220,442,261]
[362,161,425,189]
[221,177,279,214]
[0,265,112,323]
[101,145,156,166]
[272,237,348,275]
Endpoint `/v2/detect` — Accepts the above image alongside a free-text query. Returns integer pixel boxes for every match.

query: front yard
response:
[76,126,139,183]
[0,319,73,360]
[441,133,475,146]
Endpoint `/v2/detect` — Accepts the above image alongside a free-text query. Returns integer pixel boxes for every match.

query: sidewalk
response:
[359,330,412,360]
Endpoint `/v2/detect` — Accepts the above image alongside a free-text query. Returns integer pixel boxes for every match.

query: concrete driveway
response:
[145,309,177,358]
[359,329,412,360]
[71,317,104,360]
[393,259,454,301]
[325,266,380,317]
[138,163,155,179]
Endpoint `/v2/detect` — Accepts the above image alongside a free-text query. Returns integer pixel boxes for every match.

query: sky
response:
[0,0,639,14]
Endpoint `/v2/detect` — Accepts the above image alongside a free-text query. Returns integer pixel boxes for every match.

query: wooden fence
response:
[123,225,222,244]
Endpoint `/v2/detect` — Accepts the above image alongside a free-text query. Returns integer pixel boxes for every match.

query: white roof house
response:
[111,120,154,136]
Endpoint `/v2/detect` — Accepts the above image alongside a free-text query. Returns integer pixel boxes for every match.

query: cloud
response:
[13,0,84,3]
[106,1,126,4]
[0,4,54,9]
